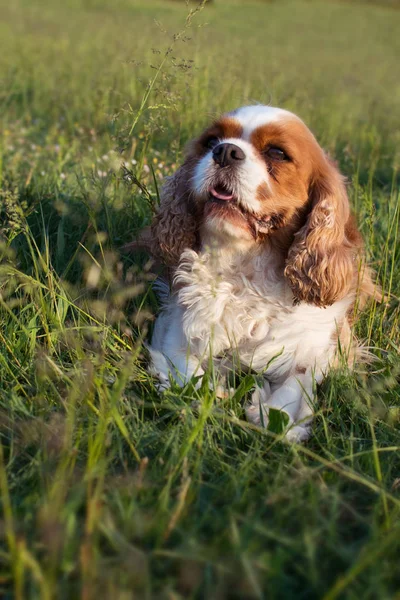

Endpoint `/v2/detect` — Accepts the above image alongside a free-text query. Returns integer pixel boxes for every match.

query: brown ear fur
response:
[284,157,362,307]
[150,159,199,265]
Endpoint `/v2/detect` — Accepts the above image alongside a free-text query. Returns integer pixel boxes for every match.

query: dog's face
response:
[189,106,324,243]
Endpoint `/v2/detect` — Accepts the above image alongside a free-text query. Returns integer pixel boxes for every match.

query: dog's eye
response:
[206,137,219,150]
[264,146,289,161]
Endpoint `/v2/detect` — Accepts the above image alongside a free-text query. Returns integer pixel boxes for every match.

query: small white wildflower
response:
[143,164,150,173]
[131,159,137,165]
[60,173,66,180]
[86,263,101,289]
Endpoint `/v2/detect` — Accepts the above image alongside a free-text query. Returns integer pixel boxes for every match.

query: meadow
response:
[0,0,399,597]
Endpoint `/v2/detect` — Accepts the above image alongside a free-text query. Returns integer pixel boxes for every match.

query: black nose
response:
[212,143,246,167]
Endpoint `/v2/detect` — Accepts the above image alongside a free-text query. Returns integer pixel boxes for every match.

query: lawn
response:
[0,0,399,598]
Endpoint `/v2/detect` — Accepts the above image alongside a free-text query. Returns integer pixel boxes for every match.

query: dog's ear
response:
[150,159,199,265]
[285,156,361,307]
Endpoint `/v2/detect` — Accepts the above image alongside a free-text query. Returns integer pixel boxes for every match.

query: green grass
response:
[0,0,399,598]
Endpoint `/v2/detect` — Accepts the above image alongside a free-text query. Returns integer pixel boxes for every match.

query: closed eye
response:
[264,146,290,162]
[205,136,219,150]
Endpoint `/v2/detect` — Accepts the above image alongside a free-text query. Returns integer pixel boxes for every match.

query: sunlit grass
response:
[0,0,399,597]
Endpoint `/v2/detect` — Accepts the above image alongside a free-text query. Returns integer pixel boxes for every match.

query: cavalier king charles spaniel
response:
[145,105,379,442]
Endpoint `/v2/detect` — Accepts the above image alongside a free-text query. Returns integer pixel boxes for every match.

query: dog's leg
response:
[246,369,320,442]
[148,346,204,390]
[149,303,205,389]
[245,379,272,424]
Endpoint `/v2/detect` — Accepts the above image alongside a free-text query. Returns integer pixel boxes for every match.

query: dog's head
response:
[151,105,363,307]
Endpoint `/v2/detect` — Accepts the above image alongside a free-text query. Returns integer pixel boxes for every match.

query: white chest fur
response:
[173,248,352,380]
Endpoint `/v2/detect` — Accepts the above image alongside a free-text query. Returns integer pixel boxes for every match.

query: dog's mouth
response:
[209,184,235,202]
[207,184,273,236]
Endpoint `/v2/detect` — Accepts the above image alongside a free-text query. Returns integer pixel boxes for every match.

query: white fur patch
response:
[229,105,299,140]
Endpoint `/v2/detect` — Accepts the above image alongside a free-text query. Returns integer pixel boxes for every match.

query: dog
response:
[145,105,379,442]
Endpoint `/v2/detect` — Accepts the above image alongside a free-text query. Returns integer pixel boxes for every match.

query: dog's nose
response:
[212,143,245,167]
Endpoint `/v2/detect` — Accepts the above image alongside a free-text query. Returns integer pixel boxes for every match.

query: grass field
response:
[0,0,400,598]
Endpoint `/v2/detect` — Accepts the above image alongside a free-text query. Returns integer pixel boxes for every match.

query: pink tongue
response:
[210,187,234,201]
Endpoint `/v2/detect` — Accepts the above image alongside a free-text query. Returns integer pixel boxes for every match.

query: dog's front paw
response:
[284,424,312,444]
[245,401,270,426]
[246,403,292,431]
[246,402,312,443]
[215,384,235,400]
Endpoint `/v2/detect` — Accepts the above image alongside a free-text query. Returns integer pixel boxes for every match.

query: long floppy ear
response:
[285,157,361,307]
[150,159,199,265]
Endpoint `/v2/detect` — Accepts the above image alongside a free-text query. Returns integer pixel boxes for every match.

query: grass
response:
[0,0,399,597]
